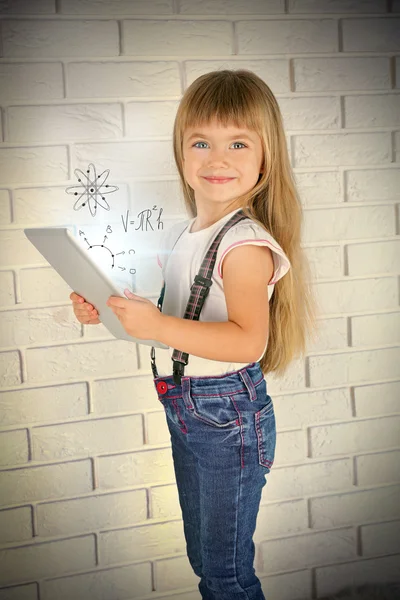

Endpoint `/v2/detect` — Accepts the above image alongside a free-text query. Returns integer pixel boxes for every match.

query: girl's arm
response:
[157,244,273,363]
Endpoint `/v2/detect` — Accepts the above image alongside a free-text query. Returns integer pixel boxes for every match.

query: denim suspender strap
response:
[170,209,249,384]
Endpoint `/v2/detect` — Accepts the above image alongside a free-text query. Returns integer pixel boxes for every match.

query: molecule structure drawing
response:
[66,163,119,218]
[79,226,136,274]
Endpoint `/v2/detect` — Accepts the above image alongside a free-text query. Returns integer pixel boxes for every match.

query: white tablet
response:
[24,227,169,349]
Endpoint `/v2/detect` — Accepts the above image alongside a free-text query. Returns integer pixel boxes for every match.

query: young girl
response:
[71,69,317,599]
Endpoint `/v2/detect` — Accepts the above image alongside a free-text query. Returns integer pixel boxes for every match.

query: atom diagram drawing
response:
[65,163,119,217]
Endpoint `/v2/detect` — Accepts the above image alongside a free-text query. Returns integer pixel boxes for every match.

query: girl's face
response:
[182,118,264,210]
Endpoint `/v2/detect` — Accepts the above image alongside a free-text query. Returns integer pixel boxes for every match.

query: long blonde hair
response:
[172,69,319,376]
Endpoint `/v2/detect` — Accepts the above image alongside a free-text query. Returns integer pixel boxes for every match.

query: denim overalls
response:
[150,210,276,600]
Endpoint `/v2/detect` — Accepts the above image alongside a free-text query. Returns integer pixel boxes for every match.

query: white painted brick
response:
[274,388,352,429]
[125,100,180,138]
[254,499,307,540]
[344,93,400,128]
[155,554,199,592]
[0,584,37,600]
[0,0,55,13]
[42,562,152,600]
[25,339,138,383]
[180,0,284,14]
[279,96,339,130]
[343,18,400,52]
[0,460,93,506]
[354,381,400,418]
[0,146,68,186]
[346,168,400,202]
[185,59,290,92]
[0,536,95,587]
[0,271,15,306]
[0,429,28,467]
[397,56,400,89]
[258,528,356,574]
[129,180,184,218]
[262,356,306,394]
[123,20,232,56]
[288,0,386,12]
[151,484,181,519]
[295,170,342,205]
[36,489,147,536]
[32,413,143,460]
[0,506,31,544]
[316,555,400,598]
[309,415,400,457]
[263,459,353,502]
[0,230,57,267]
[67,61,181,99]
[347,239,400,276]
[307,317,348,352]
[147,410,170,445]
[92,374,159,414]
[0,190,11,225]
[13,183,130,225]
[294,57,390,92]
[101,520,186,564]
[310,485,400,529]
[19,267,72,304]
[293,132,391,167]
[351,311,400,347]
[310,346,400,387]
[0,62,63,103]
[0,382,87,427]
[356,450,400,486]
[98,447,174,488]
[8,104,123,143]
[74,141,176,179]
[307,245,343,280]
[2,20,119,59]
[315,277,398,316]
[60,0,173,14]
[259,570,311,600]
[0,306,81,347]
[0,351,21,386]
[361,520,400,556]
[81,321,114,340]
[273,430,306,466]
[237,19,337,54]
[395,131,400,162]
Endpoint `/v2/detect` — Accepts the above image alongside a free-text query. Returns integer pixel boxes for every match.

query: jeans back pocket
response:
[255,400,276,470]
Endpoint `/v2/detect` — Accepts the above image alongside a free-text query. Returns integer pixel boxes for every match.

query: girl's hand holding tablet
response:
[70,291,100,325]
[107,289,163,341]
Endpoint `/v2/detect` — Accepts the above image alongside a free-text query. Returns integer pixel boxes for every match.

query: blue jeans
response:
[153,361,276,600]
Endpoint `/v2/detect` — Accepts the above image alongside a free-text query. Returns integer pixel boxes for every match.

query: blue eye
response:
[193,141,247,149]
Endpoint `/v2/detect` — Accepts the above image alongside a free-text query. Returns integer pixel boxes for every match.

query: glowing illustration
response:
[66,163,119,217]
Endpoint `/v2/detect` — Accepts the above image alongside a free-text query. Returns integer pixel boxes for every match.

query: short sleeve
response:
[216,220,291,285]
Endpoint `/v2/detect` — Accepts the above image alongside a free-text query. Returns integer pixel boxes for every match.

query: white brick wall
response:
[0,1,399,599]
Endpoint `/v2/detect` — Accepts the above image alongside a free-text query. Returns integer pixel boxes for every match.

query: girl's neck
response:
[191,206,242,232]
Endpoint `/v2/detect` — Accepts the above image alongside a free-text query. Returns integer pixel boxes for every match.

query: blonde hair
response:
[172,69,319,376]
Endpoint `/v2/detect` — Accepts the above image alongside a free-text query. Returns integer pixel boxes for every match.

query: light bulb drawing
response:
[66,163,119,217]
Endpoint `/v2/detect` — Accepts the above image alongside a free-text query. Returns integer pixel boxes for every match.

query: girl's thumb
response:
[124,289,135,298]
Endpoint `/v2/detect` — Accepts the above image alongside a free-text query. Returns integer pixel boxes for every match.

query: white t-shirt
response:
[153,207,291,376]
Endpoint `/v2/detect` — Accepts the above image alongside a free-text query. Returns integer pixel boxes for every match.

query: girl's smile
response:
[203,176,236,184]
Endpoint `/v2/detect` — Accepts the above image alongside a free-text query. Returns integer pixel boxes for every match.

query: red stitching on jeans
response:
[255,411,273,467]
[230,397,244,469]
[172,398,188,434]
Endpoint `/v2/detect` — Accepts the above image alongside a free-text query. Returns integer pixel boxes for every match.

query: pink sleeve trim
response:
[218,239,290,283]
[157,254,162,269]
